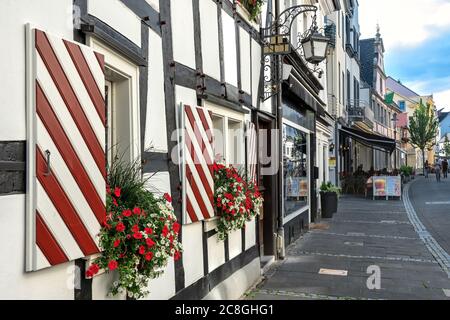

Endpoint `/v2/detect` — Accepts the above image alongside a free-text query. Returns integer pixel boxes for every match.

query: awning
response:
[339,125,396,153]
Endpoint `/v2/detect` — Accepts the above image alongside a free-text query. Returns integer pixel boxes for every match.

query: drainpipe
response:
[275,0,285,260]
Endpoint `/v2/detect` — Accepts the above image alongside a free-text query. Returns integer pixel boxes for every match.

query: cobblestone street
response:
[247,177,450,300]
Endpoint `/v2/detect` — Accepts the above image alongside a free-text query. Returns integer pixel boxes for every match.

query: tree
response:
[444,135,450,158]
[408,100,439,174]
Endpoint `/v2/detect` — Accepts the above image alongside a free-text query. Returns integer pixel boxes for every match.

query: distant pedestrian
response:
[425,160,429,178]
[443,159,449,179]
[435,162,441,183]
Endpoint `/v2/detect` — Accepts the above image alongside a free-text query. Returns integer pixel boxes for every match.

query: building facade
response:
[0,0,341,300]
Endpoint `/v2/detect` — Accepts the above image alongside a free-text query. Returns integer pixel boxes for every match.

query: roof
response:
[438,111,449,122]
[386,77,420,99]
[360,39,375,87]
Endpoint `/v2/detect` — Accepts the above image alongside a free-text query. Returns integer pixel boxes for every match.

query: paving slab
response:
[246,192,450,300]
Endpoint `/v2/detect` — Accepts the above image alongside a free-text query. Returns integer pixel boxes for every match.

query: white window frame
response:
[86,36,141,164]
[204,101,245,167]
[201,101,245,229]
[282,118,312,225]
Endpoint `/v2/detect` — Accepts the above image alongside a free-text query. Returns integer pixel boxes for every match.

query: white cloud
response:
[359,0,450,49]
[434,89,450,111]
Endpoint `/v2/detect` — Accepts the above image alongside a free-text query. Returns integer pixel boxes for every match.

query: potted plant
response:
[320,182,341,219]
[213,163,263,241]
[85,159,182,299]
[235,0,264,27]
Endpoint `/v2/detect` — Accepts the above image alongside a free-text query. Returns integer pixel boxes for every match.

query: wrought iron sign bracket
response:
[261,5,329,101]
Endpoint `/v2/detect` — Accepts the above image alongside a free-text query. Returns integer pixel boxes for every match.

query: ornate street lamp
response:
[261,4,331,101]
[301,29,330,65]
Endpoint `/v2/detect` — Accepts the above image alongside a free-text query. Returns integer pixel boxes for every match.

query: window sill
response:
[235,2,261,31]
[283,205,309,225]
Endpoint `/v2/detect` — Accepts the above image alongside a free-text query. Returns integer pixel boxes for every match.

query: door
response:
[256,116,276,257]
[26,28,106,271]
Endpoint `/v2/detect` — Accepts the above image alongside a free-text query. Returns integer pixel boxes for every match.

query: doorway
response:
[255,114,277,264]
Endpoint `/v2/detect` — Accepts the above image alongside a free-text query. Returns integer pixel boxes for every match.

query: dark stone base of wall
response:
[0,141,26,195]
[284,210,309,247]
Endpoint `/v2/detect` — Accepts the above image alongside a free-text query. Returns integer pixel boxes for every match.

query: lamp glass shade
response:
[302,32,330,64]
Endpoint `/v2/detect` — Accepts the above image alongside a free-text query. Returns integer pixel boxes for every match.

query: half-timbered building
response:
[0,0,337,300]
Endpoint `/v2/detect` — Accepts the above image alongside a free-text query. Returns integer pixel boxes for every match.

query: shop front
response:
[282,94,316,246]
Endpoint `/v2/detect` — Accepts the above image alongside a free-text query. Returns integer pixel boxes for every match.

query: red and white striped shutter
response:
[246,121,257,183]
[27,28,106,271]
[182,105,215,224]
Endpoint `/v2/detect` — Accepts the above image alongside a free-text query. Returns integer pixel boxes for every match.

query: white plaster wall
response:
[145,0,159,12]
[228,229,242,260]
[199,0,221,80]
[245,218,256,250]
[92,271,125,300]
[207,234,225,272]
[239,27,251,94]
[222,10,238,87]
[144,171,171,197]
[0,0,73,141]
[171,0,196,69]
[251,39,261,107]
[203,257,260,300]
[175,85,197,110]
[145,257,176,300]
[88,0,141,47]
[145,29,168,153]
[182,222,204,287]
[0,194,74,299]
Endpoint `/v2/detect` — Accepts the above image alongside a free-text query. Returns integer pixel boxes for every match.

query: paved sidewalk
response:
[247,195,450,300]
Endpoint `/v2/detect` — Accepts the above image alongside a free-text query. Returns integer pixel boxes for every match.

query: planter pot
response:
[320,192,338,219]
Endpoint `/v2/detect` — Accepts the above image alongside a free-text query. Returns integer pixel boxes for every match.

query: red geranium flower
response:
[131,224,139,233]
[173,222,180,234]
[86,263,100,278]
[108,260,118,271]
[116,222,125,232]
[133,207,141,215]
[145,252,153,261]
[114,187,121,198]
[112,198,118,207]
[164,193,172,203]
[133,232,143,240]
[113,239,120,248]
[145,227,153,235]
[122,209,132,217]
[138,245,146,255]
[146,238,155,248]
[162,225,169,237]
[174,251,181,261]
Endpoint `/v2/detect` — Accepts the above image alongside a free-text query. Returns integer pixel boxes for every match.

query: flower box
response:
[235,1,261,31]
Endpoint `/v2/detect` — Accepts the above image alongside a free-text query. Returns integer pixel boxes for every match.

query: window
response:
[342,72,345,108]
[283,123,309,217]
[354,78,359,105]
[399,101,406,111]
[88,37,141,165]
[206,102,245,167]
[346,70,351,106]
[338,63,341,104]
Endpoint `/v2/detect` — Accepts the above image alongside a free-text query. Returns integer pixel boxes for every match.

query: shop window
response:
[283,123,309,217]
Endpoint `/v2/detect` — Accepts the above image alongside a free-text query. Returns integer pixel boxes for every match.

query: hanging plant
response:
[213,163,263,240]
[237,0,265,22]
[86,160,182,299]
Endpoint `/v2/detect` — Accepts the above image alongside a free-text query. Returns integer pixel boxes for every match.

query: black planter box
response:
[320,192,338,219]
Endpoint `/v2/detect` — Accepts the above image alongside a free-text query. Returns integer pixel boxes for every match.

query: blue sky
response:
[359,0,450,111]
